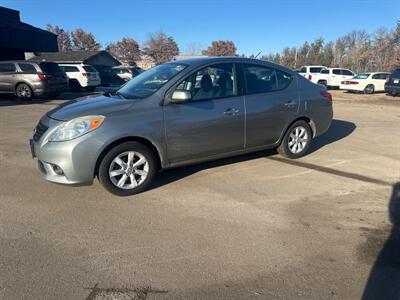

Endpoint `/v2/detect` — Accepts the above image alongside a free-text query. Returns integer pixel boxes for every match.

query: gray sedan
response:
[30,57,333,196]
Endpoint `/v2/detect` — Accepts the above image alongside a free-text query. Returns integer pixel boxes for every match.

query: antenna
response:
[254,51,262,59]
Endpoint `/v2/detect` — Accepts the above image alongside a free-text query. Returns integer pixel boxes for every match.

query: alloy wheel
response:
[288,126,309,154]
[108,151,149,190]
[16,84,32,99]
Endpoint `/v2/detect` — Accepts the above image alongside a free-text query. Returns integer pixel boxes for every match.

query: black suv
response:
[385,68,400,96]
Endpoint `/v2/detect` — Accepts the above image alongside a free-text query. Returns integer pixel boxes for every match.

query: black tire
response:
[318,80,327,87]
[98,142,158,196]
[364,84,375,94]
[69,79,82,92]
[277,120,312,159]
[15,83,33,100]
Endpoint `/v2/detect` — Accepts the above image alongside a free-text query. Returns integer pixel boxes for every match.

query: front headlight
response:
[48,115,105,142]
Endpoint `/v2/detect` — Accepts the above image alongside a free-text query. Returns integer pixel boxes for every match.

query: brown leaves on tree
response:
[70,28,101,51]
[143,32,179,65]
[106,38,141,65]
[203,40,237,56]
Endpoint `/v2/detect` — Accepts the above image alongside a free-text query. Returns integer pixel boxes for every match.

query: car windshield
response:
[117,63,187,99]
[353,73,370,79]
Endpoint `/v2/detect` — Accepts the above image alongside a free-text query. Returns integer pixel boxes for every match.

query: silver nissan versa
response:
[30,57,333,196]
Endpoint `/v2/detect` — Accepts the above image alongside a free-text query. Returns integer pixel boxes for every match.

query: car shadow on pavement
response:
[362,183,400,300]
[153,119,356,189]
[308,119,356,154]
[0,92,99,107]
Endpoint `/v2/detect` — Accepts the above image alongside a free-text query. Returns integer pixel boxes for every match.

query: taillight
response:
[320,91,332,103]
[350,81,359,85]
[308,74,312,80]
[82,72,89,77]
[37,73,47,81]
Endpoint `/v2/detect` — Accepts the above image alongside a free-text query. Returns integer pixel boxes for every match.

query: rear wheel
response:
[364,84,375,94]
[318,80,327,87]
[277,120,312,159]
[16,83,33,100]
[98,142,157,196]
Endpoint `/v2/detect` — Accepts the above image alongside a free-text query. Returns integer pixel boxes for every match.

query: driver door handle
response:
[224,108,239,116]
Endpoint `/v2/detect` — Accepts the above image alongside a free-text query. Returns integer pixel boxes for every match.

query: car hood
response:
[47,94,133,121]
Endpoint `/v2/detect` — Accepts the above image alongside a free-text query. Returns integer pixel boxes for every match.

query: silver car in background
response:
[30,57,333,196]
[0,61,68,99]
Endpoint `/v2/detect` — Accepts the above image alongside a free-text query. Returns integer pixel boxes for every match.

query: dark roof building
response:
[29,51,121,68]
[0,6,58,61]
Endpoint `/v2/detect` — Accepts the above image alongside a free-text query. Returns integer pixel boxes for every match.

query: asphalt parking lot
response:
[0,91,399,299]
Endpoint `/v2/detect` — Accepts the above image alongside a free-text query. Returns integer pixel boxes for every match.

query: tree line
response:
[260,20,400,73]
[46,25,237,66]
[47,20,399,71]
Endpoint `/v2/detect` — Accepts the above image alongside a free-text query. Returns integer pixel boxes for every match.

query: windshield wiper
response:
[115,91,127,99]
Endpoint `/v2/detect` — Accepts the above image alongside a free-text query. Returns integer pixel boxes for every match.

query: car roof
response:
[169,56,295,73]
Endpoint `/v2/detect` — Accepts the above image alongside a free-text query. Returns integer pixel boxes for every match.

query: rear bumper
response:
[32,81,68,95]
[339,84,364,91]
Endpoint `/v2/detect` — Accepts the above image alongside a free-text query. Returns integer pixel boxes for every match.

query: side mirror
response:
[170,90,191,103]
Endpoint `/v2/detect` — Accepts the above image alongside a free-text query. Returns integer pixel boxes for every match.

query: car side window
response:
[300,67,307,73]
[342,70,354,76]
[243,64,291,94]
[0,63,16,73]
[321,69,329,74]
[175,63,236,102]
[332,69,341,75]
[18,63,37,74]
[372,74,380,79]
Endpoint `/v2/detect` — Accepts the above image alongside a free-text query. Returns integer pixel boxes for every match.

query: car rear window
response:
[309,67,324,73]
[354,73,370,79]
[83,66,97,72]
[39,62,63,73]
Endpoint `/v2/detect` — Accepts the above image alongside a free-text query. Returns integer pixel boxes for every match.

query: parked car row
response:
[0,60,145,100]
[298,65,400,95]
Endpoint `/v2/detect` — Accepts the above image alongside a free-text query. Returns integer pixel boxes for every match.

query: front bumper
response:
[385,84,400,94]
[31,116,103,185]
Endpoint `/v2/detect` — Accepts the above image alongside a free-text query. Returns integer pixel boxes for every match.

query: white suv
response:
[59,64,101,92]
[298,66,327,81]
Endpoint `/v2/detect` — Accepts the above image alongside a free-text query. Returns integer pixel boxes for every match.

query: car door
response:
[163,63,245,163]
[242,63,299,147]
[331,69,343,86]
[372,73,387,91]
[0,62,17,93]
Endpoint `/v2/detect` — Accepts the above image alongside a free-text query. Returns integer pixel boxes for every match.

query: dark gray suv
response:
[0,61,68,99]
[31,57,333,196]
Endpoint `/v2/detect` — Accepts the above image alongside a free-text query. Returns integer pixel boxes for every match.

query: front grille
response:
[33,121,48,142]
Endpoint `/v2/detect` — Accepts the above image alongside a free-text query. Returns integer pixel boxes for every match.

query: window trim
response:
[241,63,293,96]
[164,62,239,105]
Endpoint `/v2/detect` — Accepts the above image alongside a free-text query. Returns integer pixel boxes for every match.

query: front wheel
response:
[277,120,312,159]
[98,142,157,196]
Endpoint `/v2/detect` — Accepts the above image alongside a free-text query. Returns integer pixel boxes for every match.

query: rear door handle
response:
[284,101,297,107]
[224,108,239,116]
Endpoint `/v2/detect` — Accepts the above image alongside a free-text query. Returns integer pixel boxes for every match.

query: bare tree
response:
[203,40,237,56]
[71,28,101,51]
[143,32,179,65]
[46,24,72,52]
[106,38,141,65]
[184,42,203,55]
